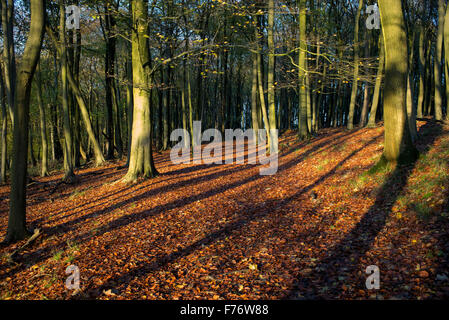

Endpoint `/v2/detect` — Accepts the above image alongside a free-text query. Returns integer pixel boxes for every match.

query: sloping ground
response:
[0,120,448,300]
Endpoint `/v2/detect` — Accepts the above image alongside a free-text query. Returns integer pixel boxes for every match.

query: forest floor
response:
[1,120,449,300]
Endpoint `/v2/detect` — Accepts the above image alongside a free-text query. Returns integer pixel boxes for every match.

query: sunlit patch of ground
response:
[1,120,448,300]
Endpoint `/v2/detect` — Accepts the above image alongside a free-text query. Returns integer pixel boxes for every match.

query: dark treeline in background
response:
[0,0,446,242]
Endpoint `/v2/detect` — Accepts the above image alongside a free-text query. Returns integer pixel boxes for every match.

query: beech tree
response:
[377,0,418,165]
[347,0,363,130]
[122,0,158,182]
[6,0,45,242]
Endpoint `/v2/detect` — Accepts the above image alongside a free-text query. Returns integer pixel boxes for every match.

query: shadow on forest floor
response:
[0,128,365,284]
[2,123,448,299]
[283,121,445,299]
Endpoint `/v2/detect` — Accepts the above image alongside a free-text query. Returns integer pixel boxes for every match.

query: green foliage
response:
[51,250,63,261]
[412,202,433,221]
[368,155,392,176]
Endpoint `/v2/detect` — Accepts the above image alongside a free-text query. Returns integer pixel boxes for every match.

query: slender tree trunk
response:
[183,27,194,150]
[360,85,370,127]
[368,36,385,128]
[406,32,418,142]
[417,27,425,119]
[359,35,370,127]
[255,25,271,150]
[348,0,363,130]
[287,90,292,130]
[125,1,133,166]
[297,0,309,139]
[267,0,278,151]
[181,72,188,148]
[181,42,189,148]
[0,64,7,183]
[6,0,45,242]
[435,0,445,121]
[125,58,133,164]
[36,63,48,176]
[162,68,169,150]
[47,27,105,167]
[112,80,123,158]
[306,60,312,133]
[1,0,16,125]
[59,0,75,181]
[187,78,194,146]
[104,0,116,159]
[28,126,37,167]
[220,46,229,134]
[407,73,418,142]
[444,3,449,120]
[424,38,432,116]
[73,24,81,167]
[251,54,260,143]
[316,63,326,130]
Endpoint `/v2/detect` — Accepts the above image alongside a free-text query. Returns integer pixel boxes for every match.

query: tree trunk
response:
[36,63,49,176]
[267,0,278,151]
[359,34,370,127]
[28,126,37,167]
[47,27,106,167]
[1,0,16,125]
[0,63,7,183]
[73,24,81,167]
[435,0,445,121]
[378,0,418,165]
[6,0,45,243]
[406,32,418,143]
[125,0,133,166]
[104,0,116,159]
[444,2,449,121]
[367,36,385,128]
[251,54,260,143]
[59,0,75,181]
[297,0,309,139]
[162,68,169,150]
[416,27,425,119]
[122,0,158,183]
[348,0,363,130]
[255,24,271,150]
[125,51,133,165]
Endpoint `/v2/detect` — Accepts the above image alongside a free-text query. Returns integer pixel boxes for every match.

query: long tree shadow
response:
[425,124,449,298]
[0,129,368,281]
[435,193,449,298]
[44,129,366,237]
[18,168,128,209]
[32,165,221,226]
[85,133,382,296]
[284,121,443,299]
[0,130,355,221]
